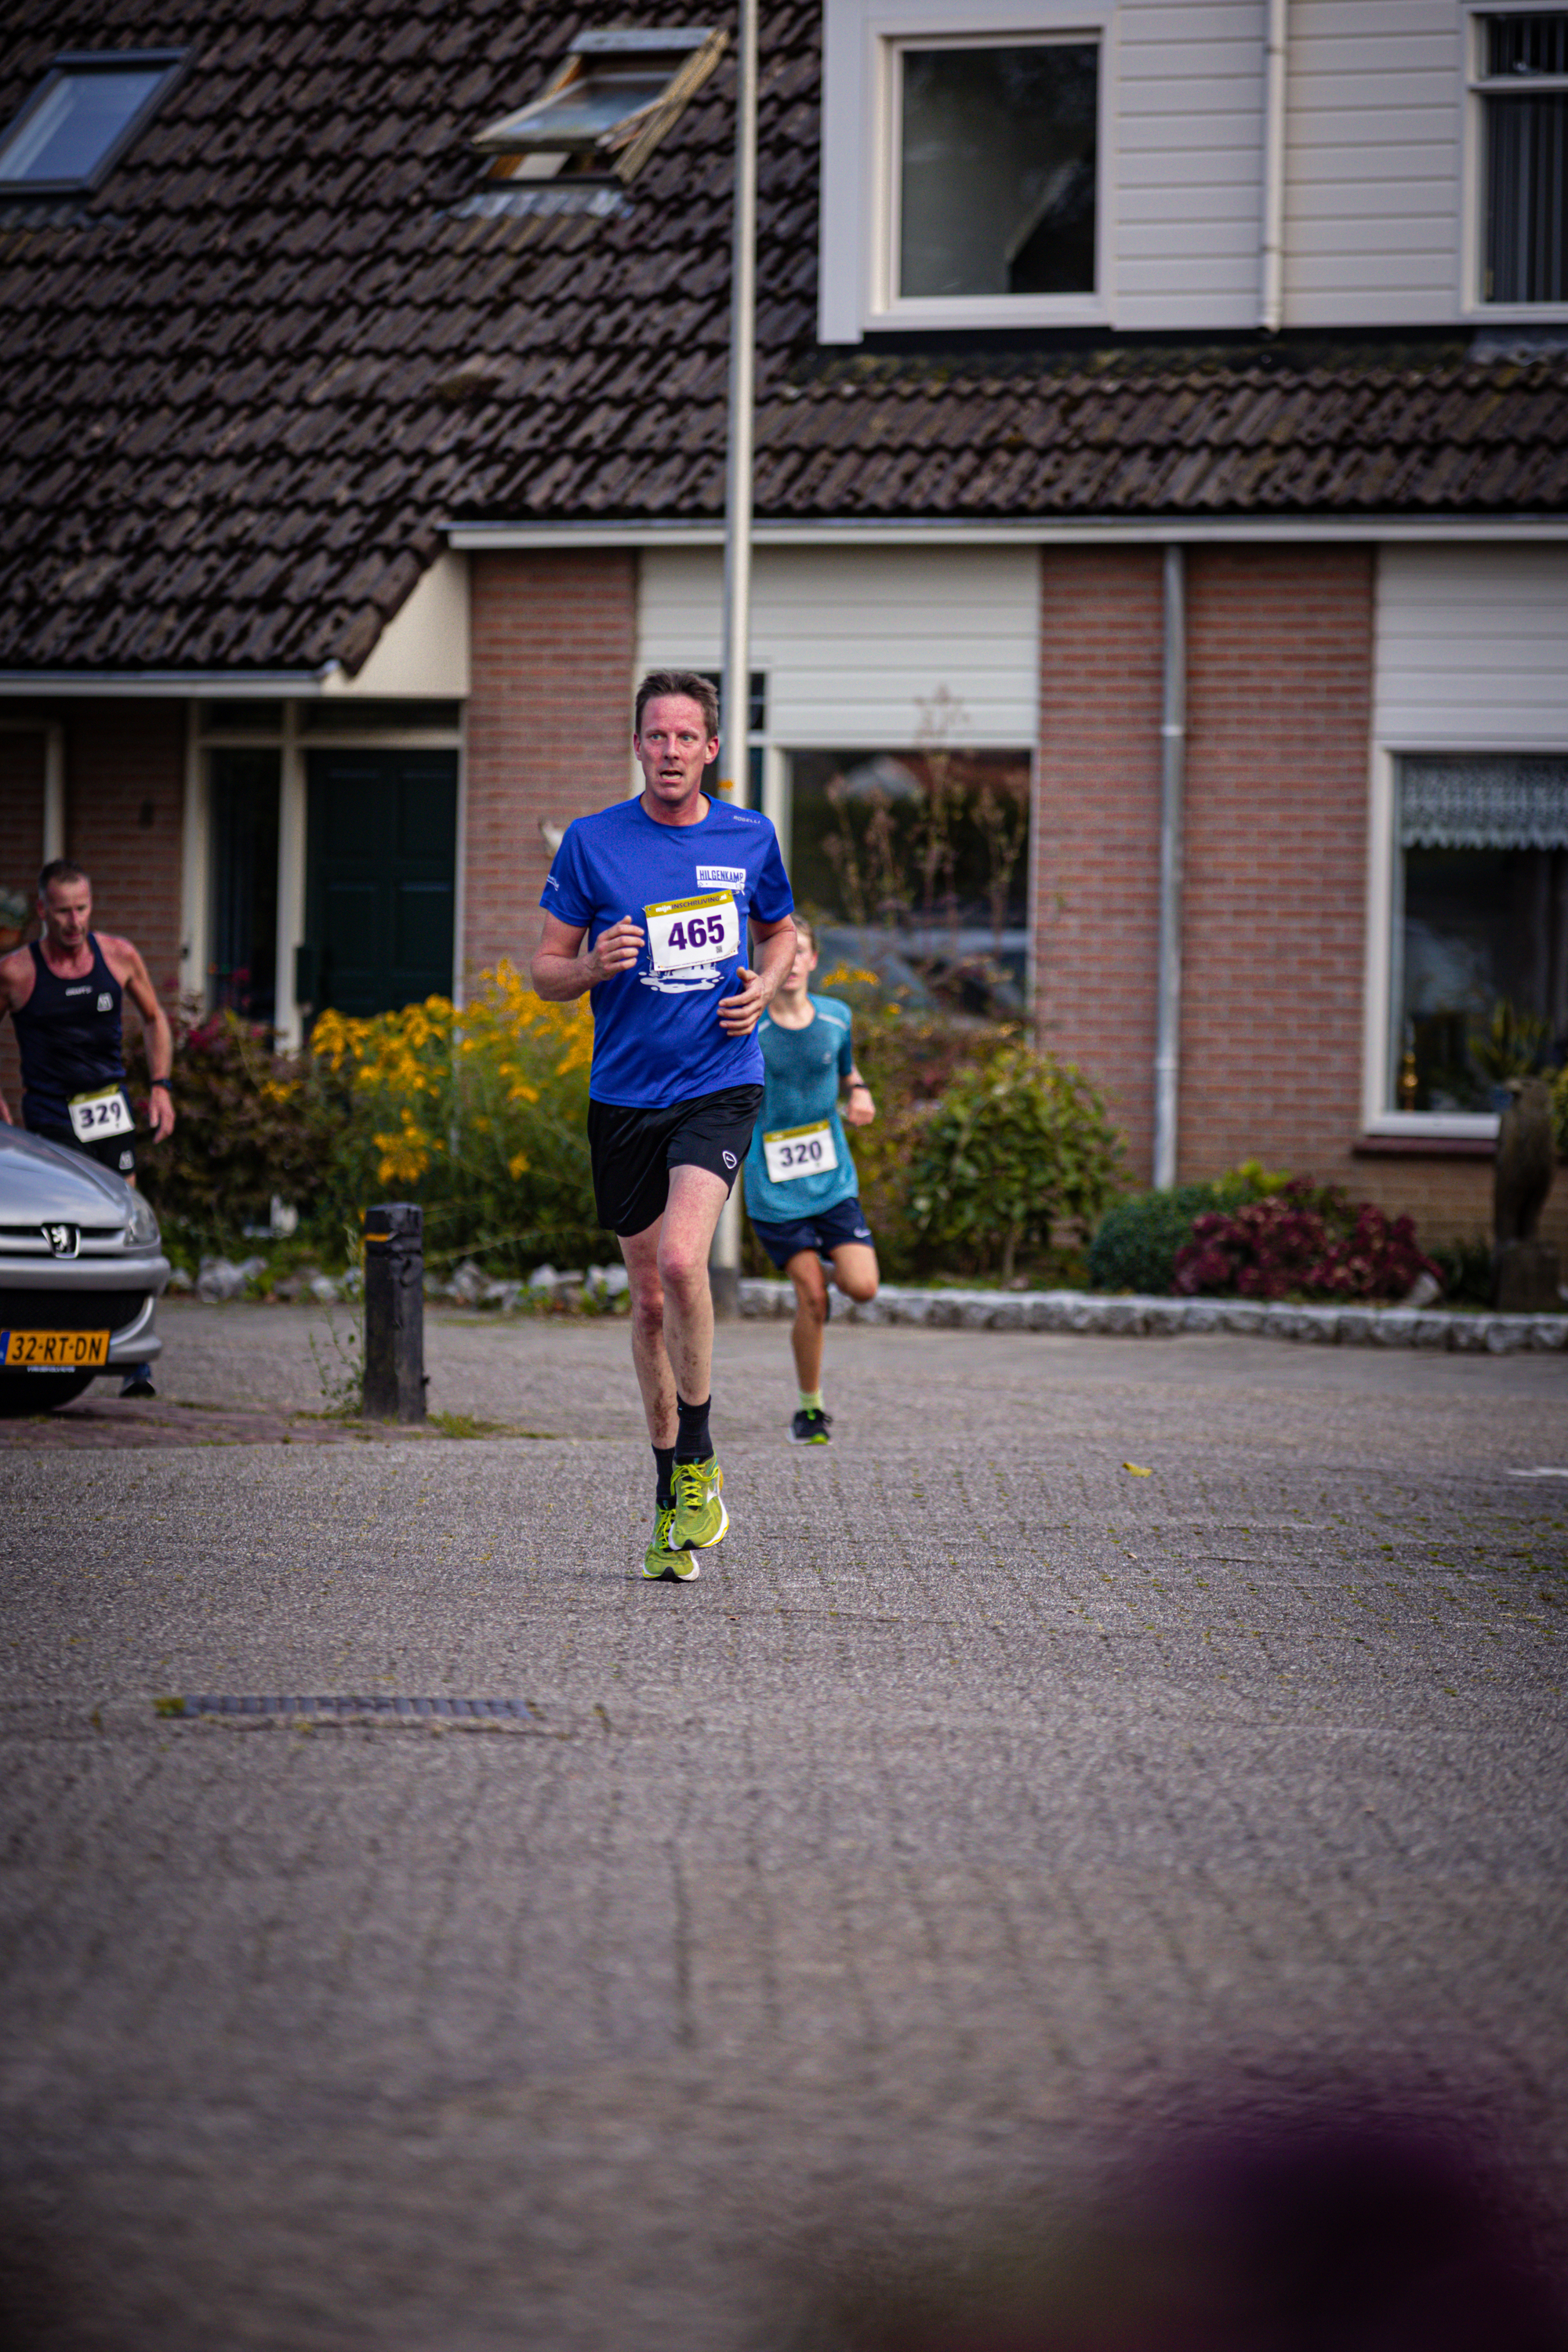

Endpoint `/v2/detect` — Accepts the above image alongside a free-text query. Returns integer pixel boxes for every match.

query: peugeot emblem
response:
[42,1222,80,1259]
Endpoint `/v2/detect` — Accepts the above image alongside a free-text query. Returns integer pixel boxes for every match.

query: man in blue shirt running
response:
[532,671,796,1581]
[743,914,879,1444]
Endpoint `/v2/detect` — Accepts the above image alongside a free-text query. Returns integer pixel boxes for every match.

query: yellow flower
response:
[507,1150,530,1180]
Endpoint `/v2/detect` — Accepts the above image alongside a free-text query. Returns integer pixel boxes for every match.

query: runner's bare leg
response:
[783,1248,831,1394]
[619,1163,731,1444]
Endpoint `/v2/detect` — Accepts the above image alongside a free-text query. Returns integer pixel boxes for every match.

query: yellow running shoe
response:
[670,1454,728,1552]
[641,1503,695,1581]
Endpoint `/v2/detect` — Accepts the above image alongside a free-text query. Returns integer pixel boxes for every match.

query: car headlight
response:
[126,1192,160,1246]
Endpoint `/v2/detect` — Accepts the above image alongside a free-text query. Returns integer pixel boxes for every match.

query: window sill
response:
[1465,303,1568,325]
[1355,1133,1495,1159]
[865,295,1108,334]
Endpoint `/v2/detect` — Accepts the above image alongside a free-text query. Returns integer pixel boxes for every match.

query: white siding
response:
[1116,0,1269,330]
[1375,545,1568,750]
[1284,1,1462,327]
[821,0,1482,343]
[637,547,1041,748]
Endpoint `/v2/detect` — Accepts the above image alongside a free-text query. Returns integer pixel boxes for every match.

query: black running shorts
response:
[587,1083,763,1239]
[27,1117,138,1182]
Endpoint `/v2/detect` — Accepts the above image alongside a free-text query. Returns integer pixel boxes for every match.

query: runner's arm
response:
[115,942,176,1142]
[842,1062,876,1127]
[0,949,25,1123]
[532,910,644,1001]
[717,915,797,1037]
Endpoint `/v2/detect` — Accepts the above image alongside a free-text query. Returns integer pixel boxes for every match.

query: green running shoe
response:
[670,1454,728,1552]
[641,1503,698,1581]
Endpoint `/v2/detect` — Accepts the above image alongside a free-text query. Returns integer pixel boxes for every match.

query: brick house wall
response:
[463,550,638,980]
[1034,546,1165,1176]
[1032,547,1555,1254]
[0,722,45,1116]
[1180,545,1374,1184]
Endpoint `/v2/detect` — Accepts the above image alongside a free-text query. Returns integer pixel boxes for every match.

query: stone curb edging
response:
[736,1279,1568,1353]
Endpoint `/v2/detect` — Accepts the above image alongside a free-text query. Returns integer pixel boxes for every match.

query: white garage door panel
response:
[639,547,1040,747]
[1376,546,1568,749]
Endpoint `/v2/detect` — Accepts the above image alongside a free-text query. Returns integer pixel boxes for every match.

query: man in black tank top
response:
[1,859,176,1396]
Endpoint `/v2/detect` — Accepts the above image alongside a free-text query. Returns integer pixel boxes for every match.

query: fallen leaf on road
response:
[1123,1462,1152,1476]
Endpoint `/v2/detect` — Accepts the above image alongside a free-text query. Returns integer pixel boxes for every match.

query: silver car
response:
[0,1125,171,1414]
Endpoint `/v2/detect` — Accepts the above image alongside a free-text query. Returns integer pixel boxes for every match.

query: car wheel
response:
[0,1370,98,1417]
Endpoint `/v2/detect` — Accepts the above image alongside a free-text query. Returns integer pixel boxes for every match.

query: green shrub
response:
[904,1045,1124,1284]
[1087,1162,1289,1294]
[135,1011,331,1258]
[307,968,608,1276]
[1552,1064,1568,1158]
[1428,1233,1493,1307]
[1088,1182,1229,1294]
[768,983,1024,1282]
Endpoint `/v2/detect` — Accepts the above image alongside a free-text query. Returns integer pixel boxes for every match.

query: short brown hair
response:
[634,670,719,741]
[38,859,89,898]
[791,913,815,950]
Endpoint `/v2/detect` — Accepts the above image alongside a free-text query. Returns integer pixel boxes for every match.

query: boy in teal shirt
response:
[743,916,880,1442]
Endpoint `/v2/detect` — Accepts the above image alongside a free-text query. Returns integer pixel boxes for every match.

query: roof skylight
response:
[0,49,185,194]
[474,27,724,184]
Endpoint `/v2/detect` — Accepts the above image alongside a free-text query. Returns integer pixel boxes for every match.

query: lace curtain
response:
[1399,757,1568,850]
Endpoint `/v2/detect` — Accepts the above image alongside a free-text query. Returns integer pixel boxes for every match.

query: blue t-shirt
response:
[743,994,858,1224]
[540,793,793,1108]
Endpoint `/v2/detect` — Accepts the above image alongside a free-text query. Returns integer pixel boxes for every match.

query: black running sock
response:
[674,1393,712,1462]
[653,1445,676,1508]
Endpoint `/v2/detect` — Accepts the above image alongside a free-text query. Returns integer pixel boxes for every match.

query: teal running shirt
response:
[744,994,858,1224]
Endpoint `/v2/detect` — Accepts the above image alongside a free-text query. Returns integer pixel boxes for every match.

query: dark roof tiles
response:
[1,0,1565,676]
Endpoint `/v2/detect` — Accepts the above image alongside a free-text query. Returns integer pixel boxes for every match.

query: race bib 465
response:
[644,891,739,974]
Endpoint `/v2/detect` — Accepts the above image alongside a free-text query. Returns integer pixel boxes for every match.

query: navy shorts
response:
[587,1083,763,1238]
[750,1194,874,1272]
[27,1116,138,1182]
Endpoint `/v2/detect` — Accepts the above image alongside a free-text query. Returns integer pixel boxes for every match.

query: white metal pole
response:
[179,699,209,1014]
[1153,544,1185,1191]
[712,0,759,1315]
[1260,0,1288,332]
[42,721,65,865]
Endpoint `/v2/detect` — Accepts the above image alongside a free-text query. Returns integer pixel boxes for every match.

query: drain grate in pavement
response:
[162,1694,543,1726]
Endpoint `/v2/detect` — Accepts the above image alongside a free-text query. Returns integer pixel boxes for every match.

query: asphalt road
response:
[2,1303,1566,2348]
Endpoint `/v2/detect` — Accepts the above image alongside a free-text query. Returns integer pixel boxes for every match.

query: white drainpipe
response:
[1153,545,1185,1191]
[1261,0,1288,332]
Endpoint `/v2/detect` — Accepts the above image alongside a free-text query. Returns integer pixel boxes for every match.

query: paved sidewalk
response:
[1,1307,1565,2348]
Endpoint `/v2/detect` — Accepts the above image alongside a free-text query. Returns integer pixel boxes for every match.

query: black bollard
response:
[362,1203,426,1422]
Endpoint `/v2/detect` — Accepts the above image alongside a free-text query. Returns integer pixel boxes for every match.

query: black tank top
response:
[13,935,126,1130]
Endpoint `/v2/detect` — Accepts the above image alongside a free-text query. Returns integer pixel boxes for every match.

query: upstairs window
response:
[474,27,724,186]
[1475,11,1568,304]
[895,38,1098,301]
[0,50,184,194]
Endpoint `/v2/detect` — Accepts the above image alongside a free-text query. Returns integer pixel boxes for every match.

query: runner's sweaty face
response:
[39,878,92,956]
[633,695,718,817]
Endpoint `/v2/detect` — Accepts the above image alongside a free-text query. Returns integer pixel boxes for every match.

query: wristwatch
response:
[151,1076,172,1089]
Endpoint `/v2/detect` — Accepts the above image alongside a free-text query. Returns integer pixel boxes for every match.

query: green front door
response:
[304,750,457,1018]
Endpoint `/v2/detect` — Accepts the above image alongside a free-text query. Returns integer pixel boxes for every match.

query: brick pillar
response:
[0,722,46,1114]
[65,702,186,1009]
[1181,546,1374,1183]
[464,550,639,980]
[1036,546,1164,1178]
[0,702,183,1109]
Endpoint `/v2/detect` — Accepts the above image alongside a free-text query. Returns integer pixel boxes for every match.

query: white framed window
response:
[1376,753,1568,1127]
[819,0,1112,342]
[1467,6,1568,314]
[880,34,1101,316]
